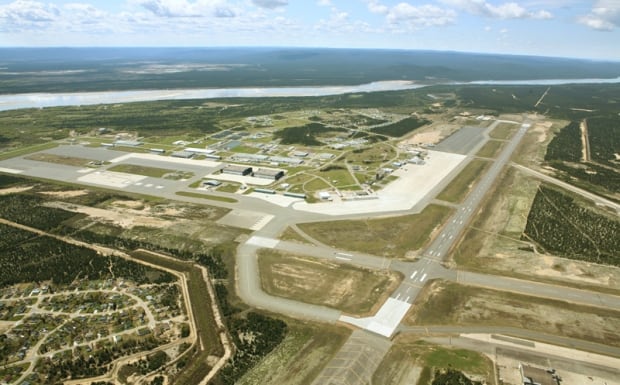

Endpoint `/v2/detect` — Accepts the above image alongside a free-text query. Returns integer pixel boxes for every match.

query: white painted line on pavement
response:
[410,271,418,279]
[335,256,352,261]
[420,273,427,282]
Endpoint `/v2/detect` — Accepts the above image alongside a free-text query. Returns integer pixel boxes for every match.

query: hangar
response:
[222,164,253,176]
[253,168,285,180]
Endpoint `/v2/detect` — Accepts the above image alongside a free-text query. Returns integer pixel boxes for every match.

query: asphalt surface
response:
[397,325,620,359]
[387,119,530,306]
[434,125,487,155]
[310,330,392,385]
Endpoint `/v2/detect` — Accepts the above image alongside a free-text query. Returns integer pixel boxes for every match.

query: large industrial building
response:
[222,164,253,176]
[253,168,285,180]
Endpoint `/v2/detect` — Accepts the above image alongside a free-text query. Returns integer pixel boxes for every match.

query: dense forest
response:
[523,185,620,265]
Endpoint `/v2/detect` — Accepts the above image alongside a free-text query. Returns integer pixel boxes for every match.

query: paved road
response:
[457,270,620,309]
[512,163,619,213]
[397,325,620,359]
[386,119,529,306]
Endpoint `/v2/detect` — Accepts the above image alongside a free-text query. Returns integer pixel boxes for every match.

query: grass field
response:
[304,177,331,192]
[372,338,493,385]
[258,250,401,315]
[475,140,504,158]
[489,122,519,140]
[108,163,175,178]
[278,227,311,244]
[314,167,356,187]
[216,183,239,193]
[297,204,452,258]
[436,159,490,203]
[406,280,620,348]
[175,191,238,203]
[0,142,58,161]
[237,322,350,385]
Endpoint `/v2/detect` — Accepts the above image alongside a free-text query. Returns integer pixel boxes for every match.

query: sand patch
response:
[39,190,89,198]
[44,201,179,229]
[400,131,442,145]
[0,186,33,195]
[0,320,14,333]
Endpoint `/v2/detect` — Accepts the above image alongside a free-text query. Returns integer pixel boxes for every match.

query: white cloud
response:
[387,3,456,27]
[366,0,389,15]
[132,0,235,18]
[317,0,332,6]
[252,0,288,9]
[578,0,620,31]
[365,1,455,28]
[441,0,552,19]
[0,0,59,28]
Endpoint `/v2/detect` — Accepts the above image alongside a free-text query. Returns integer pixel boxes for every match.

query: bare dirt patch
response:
[258,250,402,315]
[401,130,442,146]
[39,189,89,198]
[45,201,178,229]
[0,320,13,333]
[0,186,33,195]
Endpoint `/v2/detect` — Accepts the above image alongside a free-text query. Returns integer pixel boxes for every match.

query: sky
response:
[0,0,619,60]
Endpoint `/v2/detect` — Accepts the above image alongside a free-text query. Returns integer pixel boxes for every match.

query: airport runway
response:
[3,117,620,383]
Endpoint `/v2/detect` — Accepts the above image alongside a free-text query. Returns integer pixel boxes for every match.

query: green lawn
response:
[108,164,172,178]
[298,204,452,258]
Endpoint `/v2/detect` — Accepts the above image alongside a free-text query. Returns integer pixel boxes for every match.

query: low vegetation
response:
[275,122,346,146]
[436,159,489,203]
[258,250,401,314]
[370,116,430,137]
[407,281,620,347]
[236,322,350,385]
[298,204,452,258]
[108,164,177,178]
[372,337,493,385]
[475,140,503,158]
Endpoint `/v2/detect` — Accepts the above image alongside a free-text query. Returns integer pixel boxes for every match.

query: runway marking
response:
[335,256,352,261]
[405,296,410,302]
[420,273,427,282]
[336,252,353,257]
[396,294,401,300]
[246,236,279,248]
[410,271,418,279]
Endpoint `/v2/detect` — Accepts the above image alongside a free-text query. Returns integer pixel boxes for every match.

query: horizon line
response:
[0,45,618,63]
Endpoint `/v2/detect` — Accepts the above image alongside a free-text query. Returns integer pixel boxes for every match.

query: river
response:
[0,77,618,111]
